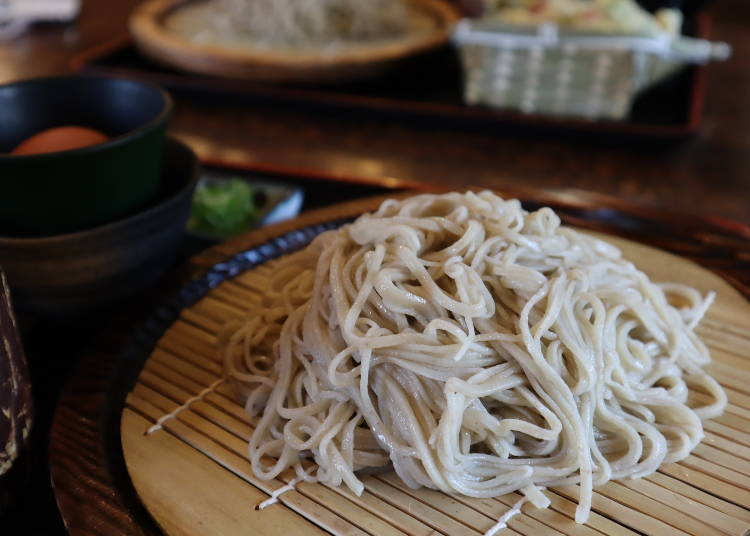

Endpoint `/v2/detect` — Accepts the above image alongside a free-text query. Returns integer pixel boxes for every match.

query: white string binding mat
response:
[484,495,528,536]
[220,191,727,524]
[145,378,225,436]
[255,475,304,510]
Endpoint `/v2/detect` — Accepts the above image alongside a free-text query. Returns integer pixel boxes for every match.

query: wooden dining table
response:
[0,1,748,534]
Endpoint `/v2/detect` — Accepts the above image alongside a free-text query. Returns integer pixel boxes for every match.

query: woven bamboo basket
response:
[453,19,730,119]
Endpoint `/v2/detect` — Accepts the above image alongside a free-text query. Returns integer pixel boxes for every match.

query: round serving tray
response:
[49,192,750,536]
[121,221,750,535]
[129,0,459,84]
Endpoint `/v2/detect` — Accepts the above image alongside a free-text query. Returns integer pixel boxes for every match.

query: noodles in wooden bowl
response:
[130,0,459,83]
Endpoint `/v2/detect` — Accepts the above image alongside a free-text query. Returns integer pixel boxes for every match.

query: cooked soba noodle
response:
[214,0,410,46]
[220,191,726,523]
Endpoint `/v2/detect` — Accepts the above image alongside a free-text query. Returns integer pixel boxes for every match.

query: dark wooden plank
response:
[49,308,161,536]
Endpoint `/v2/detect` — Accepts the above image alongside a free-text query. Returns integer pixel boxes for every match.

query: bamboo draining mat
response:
[122,231,750,536]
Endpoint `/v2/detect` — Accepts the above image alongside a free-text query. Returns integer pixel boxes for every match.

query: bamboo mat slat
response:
[705,421,750,448]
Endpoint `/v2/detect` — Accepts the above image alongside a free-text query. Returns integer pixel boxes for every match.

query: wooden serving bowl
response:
[129,0,460,84]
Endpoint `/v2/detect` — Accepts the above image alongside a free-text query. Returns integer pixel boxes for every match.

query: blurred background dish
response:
[0,75,171,236]
[0,138,198,314]
[186,171,304,243]
[453,0,730,119]
[129,0,460,83]
[0,0,80,41]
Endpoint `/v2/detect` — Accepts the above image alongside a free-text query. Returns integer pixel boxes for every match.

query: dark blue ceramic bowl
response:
[0,75,172,237]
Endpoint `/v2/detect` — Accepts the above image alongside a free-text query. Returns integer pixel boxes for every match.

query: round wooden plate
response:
[129,0,460,83]
[120,197,750,536]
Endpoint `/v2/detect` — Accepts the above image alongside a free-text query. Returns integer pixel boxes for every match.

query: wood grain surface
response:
[121,208,750,536]
[50,189,750,536]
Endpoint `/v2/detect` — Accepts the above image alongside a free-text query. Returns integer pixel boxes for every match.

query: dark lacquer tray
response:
[71,14,714,141]
[49,162,750,535]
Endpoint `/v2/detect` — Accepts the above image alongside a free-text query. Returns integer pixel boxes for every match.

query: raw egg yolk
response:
[11,126,110,156]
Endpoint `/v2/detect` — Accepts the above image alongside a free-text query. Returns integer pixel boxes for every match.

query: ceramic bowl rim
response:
[0,74,173,161]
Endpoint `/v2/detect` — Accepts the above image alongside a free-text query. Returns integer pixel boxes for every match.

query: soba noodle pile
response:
[215,0,410,47]
[221,191,726,523]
